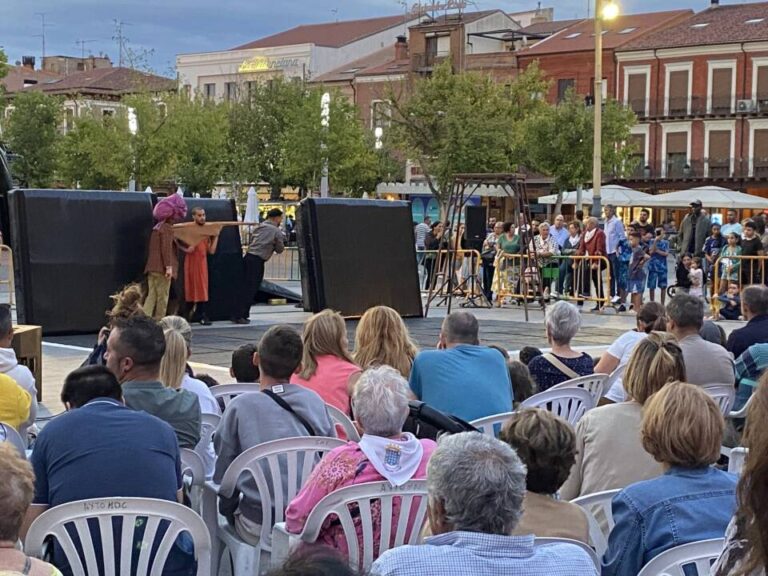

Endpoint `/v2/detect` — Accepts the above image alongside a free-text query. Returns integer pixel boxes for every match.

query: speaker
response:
[297,197,422,318]
[465,205,487,251]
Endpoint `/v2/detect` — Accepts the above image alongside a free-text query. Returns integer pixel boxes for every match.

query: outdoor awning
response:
[375,182,511,198]
[642,186,768,209]
[538,185,652,207]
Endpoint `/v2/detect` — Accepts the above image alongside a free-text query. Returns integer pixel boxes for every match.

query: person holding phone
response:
[647,228,670,305]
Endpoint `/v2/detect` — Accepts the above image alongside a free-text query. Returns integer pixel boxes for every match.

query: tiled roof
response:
[619,2,768,51]
[518,9,693,56]
[12,67,176,95]
[518,19,583,36]
[232,14,411,50]
[312,46,398,83]
[0,66,62,93]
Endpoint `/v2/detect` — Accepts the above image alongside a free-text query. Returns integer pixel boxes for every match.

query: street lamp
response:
[320,92,330,198]
[591,0,619,219]
[374,126,384,150]
[127,107,138,192]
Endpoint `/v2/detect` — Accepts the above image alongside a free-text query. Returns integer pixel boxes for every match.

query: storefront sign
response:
[409,0,467,15]
[239,56,302,74]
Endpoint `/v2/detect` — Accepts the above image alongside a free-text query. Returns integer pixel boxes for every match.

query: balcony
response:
[615,157,768,182]
[623,96,768,121]
[411,52,451,72]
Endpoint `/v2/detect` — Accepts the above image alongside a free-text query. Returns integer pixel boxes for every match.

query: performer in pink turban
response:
[144,194,187,320]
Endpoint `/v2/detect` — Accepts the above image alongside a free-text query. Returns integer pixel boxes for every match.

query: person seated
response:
[266,548,360,576]
[353,306,419,378]
[712,373,768,576]
[231,343,260,383]
[508,360,537,406]
[371,433,597,576]
[0,304,37,440]
[291,310,361,416]
[519,345,543,366]
[602,382,738,576]
[560,332,685,500]
[24,365,193,576]
[0,443,62,576]
[83,283,146,366]
[409,312,512,422]
[105,315,201,448]
[0,372,31,431]
[214,325,335,546]
[286,365,435,558]
[717,282,742,321]
[727,285,768,360]
[501,408,589,543]
[674,253,693,293]
[527,301,594,391]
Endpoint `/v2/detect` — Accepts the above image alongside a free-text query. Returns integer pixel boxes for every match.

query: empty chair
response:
[702,384,736,417]
[549,373,609,404]
[272,480,429,571]
[0,422,26,458]
[180,448,205,514]
[636,538,725,576]
[209,383,260,410]
[470,411,515,437]
[728,447,748,475]
[570,489,621,558]
[534,537,600,571]
[520,388,595,426]
[24,497,212,576]
[325,403,361,442]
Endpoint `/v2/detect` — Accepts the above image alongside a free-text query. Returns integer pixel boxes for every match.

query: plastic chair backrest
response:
[0,421,26,457]
[549,374,609,404]
[325,404,361,442]
[217,436,346,550]
[209,383,261,410]
[195,412,220,465]
[636,538,725,576]
[570,489,621,558]
[701,384,736,416]
[534,537,600,571]
[728,393,754,419]
[180,448,205,513]
[469,412,516,437]
[728,447,748,475]
[520,387,595,426]
[604,364,626,394]
[300,480,429,571]
[24,497,212,576]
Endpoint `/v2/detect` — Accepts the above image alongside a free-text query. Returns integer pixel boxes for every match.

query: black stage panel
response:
[297,197,422,318]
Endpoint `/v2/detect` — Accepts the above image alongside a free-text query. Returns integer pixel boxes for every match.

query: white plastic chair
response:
[195,412,220,475]
[181,448,206,514]
[25,497,212,576]
[272,480,429,572]
[728,392,753,419]
[603,364,626,397]
[570,489,620,558]
[520,388,595,426]
[0,421,26,457]
[534,537,600,571]
[205,436,346,576]
[636,538,725,576]
[728,447,748,474]
[325,404,361,442]
[470,412,515,437]
[549,373,609,404]
[701,384,736,417]
[209,384,261,410]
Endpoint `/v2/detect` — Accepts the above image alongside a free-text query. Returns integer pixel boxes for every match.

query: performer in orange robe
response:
[182,207,219,325]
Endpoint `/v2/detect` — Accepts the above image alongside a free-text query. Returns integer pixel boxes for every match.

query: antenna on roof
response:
[33,12,47,62]
[75,39,96,60]
[331,8,338,22]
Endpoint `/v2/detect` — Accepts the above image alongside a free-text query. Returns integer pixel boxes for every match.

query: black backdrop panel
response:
[9,189,154,334]
[297,198,422,318]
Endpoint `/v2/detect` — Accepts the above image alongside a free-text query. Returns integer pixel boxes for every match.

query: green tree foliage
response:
[1,92,61,187]
[123,94,174,190]
[0,49,8,81]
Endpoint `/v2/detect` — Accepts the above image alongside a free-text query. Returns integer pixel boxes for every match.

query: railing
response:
[617,157,768,181]
[416,249,484,299]
[264,247,301,282]
[624,96,768,119]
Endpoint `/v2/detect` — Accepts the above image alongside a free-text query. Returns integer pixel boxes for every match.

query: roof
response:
[0,65,62,93]
[619,2,768,51]
[410,9,502,27]
[518,9,693,56]
[312,46,398,83]
[518,19,583,36]
[232,14,411,50]
[10,67,176,95]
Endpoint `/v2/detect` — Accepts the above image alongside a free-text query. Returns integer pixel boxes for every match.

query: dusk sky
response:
[2,0,712,76]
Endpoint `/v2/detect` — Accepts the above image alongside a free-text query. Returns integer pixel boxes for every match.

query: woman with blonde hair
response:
[353,306,418,377]
[292,309,360,416]
[84,283,146,366]
[560,331,685,500]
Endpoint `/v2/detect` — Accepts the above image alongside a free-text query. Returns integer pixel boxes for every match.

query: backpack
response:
[403,400,478,441]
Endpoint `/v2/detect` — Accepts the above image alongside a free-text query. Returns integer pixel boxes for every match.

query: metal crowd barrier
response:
[416,249,484,298]
[264,247,301,282]
[711,255,767,317]
[0,245,15,307]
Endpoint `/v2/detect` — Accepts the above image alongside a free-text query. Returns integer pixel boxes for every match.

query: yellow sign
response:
[238,56,302,74]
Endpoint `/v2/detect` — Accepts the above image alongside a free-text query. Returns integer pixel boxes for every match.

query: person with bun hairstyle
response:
[83,283,146,366]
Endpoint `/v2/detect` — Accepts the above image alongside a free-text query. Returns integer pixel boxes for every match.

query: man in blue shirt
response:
[551,214,570,249]
[372,433,597,576]
[604,204,627,307]
[409,312,512,422]
[23,365,194,575]
[647,227,670,305]
[720,209,743,238]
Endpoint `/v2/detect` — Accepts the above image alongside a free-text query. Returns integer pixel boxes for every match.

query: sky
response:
[1,0,708,77]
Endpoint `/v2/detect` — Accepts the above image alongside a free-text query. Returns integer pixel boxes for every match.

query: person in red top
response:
[576,216,607,308]
[144,194,187,320]
[181,207,219,326]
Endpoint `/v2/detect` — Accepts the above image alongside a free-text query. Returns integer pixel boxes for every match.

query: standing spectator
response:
[414,217,431,251]
[491,222,521,304]
[558,221,582,299]
[501,409,589,543]
[560,332,684,500]
[530,222,560,299]
[105,315,201,449]
[234,207,285,324]
[487,216,497,233]
[528,301,594,391]
[292,309,360,416]
[679,200,711,258]
[704,223,726,291]
[409,312,512,422]
[230,343,259,383]
[577,216,607,309]
[424,222,447,290]
[628,232,649,312]
[636,208,654,237]
[481,221,503,301]
[666,294,735,386]
[551,214,570,249]
[214,325,335,545]
[144,194,187,320]
[353,305,419,378]
[647,227,670,305]
[719,233,742,294]
[0,303,36,440]
[602,382,737,576]
[689,257,705,299]
[740,221,765,286]
[727,284,768,363]
[604,204,627,308]
[720,209,743,238]
[371,433,597,576]
[180,207,219,326]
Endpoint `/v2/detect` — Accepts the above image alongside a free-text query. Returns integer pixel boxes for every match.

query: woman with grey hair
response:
[527,301,594,391]
[285,365,436,560]
[529,221,560,300]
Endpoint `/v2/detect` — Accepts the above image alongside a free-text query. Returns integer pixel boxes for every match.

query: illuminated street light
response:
[374,126,384,150]
[320,92,330,197]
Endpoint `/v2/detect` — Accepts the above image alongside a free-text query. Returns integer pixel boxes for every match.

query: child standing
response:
[628,232,649,312]
[647,227,670,305]
[689,257,705,299]
[719,232,742,295]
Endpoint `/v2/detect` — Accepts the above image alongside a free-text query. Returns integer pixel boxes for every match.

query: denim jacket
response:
[602,466,737,576]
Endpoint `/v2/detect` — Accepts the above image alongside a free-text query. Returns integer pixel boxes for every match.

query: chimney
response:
[395,35,409,61]
[711,0,719,5]
[21,56,35,70]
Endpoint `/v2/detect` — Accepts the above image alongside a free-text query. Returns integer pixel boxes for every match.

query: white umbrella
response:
[643,186,768,209]
[244,186,259,223]
[144,186,153,194]
[538,185,651,207]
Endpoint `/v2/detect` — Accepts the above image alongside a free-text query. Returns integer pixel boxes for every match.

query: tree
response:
[123,94,174,190]
[388,61,549,213]
[1,92,61,187]
[0,49,7,82]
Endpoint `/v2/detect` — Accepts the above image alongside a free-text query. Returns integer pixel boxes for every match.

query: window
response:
[102,108,115,117]
[64,107,75,132]
[627,73,648,116]
[619,27,637,34]
[707,129,732,177]
[666,132,688,177]
[565,32,581,39]
[371,100,391,129]
[708,61,735,114]
[666,63,692,116]
[557,78,575,103]
[203,83,216,100]
[225,81,238,101]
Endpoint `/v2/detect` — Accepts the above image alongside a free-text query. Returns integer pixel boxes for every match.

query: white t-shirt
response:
[182,374,220,477]
[604,331,647,403]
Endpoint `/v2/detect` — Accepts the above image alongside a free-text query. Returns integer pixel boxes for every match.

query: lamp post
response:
[320,92,330,198]
[591,0,620,219]
[127,107,138,192]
